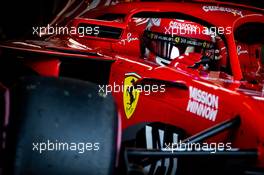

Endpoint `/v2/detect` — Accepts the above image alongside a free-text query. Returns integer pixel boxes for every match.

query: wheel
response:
[4,76,119,175]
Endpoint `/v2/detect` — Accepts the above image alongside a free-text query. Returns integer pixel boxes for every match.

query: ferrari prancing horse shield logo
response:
[123,73,141,119]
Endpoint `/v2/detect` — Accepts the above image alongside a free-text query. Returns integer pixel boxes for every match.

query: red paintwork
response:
[25,59,61,77]
[1,1,264,169]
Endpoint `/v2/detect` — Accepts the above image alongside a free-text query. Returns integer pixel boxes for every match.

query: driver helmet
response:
[142,18,216,66]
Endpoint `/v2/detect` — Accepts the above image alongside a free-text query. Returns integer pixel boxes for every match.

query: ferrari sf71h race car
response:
[0,1,264,175]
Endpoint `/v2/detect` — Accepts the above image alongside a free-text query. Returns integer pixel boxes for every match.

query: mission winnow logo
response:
[186,86,219,121]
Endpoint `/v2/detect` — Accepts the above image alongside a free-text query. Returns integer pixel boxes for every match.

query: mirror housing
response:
[69,18,126,40]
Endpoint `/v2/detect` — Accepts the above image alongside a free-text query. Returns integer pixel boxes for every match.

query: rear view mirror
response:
[70,18,125,39]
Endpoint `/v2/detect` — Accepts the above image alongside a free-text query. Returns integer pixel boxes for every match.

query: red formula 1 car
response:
[0,1,264,175]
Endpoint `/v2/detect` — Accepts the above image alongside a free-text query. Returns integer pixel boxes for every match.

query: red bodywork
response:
[1,1,264,170]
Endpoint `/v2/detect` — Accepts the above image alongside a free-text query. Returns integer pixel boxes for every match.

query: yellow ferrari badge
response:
[123,73,141,119]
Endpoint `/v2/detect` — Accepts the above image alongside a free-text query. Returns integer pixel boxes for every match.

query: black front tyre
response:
[4,76,119,175]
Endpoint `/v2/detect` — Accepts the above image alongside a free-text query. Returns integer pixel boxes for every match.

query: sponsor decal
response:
[145,31,214,49]
[119,33,138,45]
[237,45,248,55]
[203,6,243,17]
[123,73,141,119]
[164,20,199,35]
[186,86,218,121]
